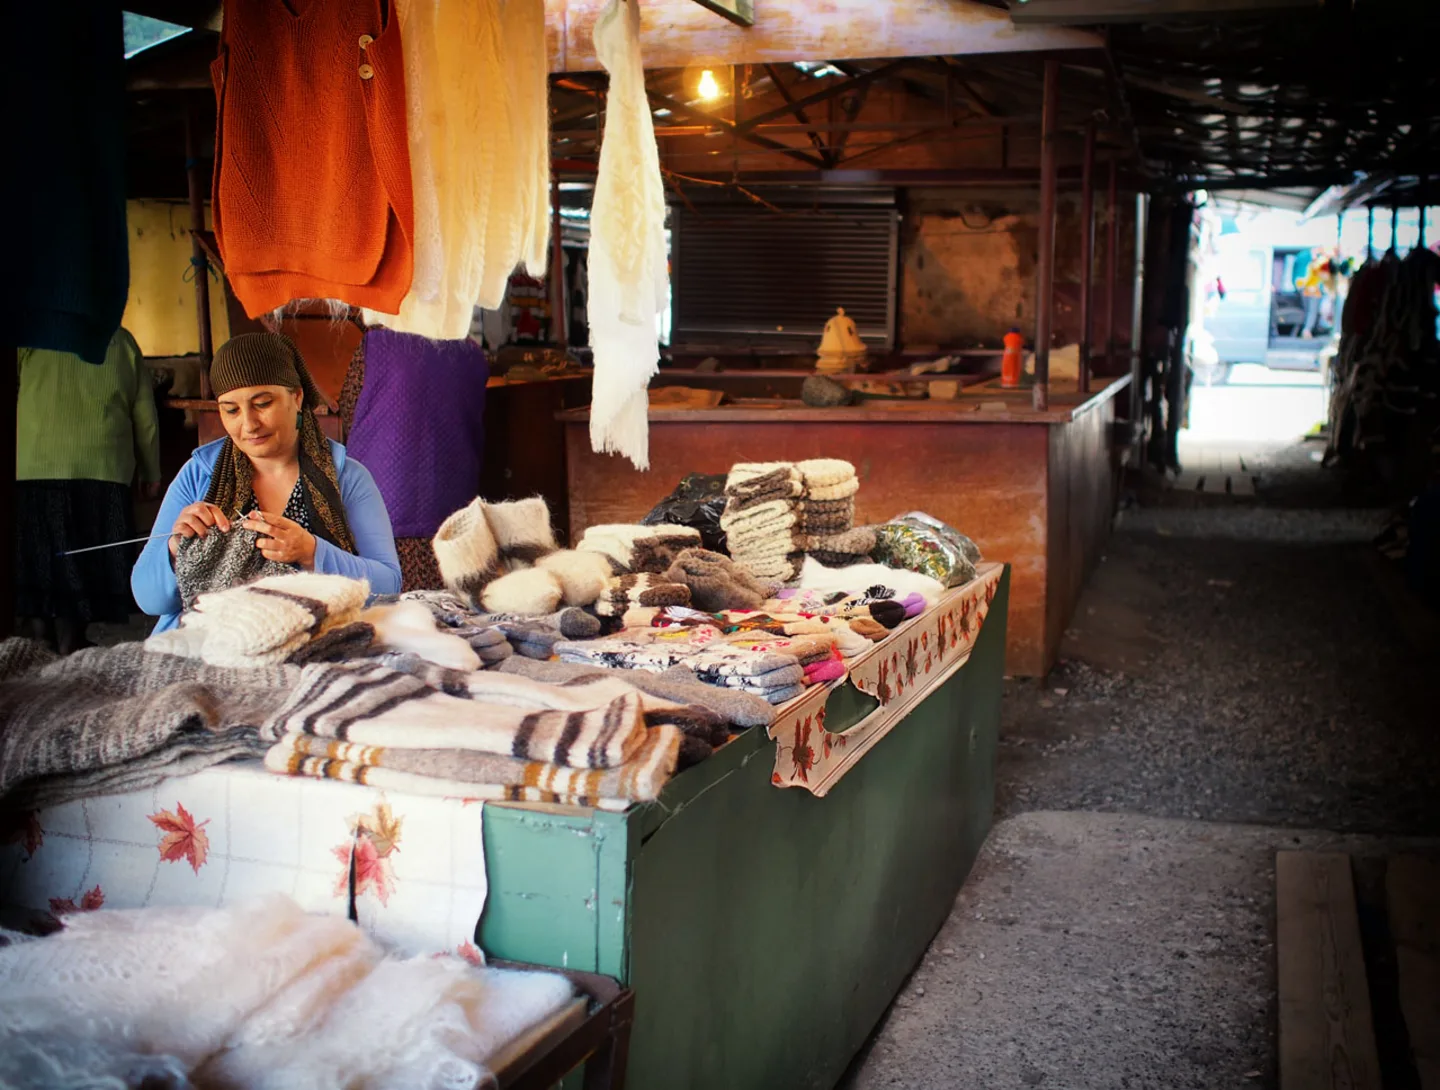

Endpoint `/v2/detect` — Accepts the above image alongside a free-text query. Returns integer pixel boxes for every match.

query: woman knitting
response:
[132,332,401,632]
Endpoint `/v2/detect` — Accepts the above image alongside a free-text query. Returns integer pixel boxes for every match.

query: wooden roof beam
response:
[547,0,1101,73]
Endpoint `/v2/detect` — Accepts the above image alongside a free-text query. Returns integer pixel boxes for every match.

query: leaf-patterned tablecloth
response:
[0,761,488,960]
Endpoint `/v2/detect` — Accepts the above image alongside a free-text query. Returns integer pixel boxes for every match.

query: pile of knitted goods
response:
[794,459,876,567]
[576,523,703,616]
[0,895,574,1090]
[262,658,707,803]
[624,603,878,659]
[393,589,598,664]
[145,572,373,668]
[719,463,806,583]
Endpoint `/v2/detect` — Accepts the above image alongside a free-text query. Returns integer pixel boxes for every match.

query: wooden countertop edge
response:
[558,375,1131,426]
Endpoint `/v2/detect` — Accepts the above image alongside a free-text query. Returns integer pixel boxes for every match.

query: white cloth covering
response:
[795,556,946,606]
[586,0,669,470]
[0,895,573,1090]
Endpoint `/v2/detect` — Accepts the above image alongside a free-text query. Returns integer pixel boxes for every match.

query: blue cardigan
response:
[133,438,402,633]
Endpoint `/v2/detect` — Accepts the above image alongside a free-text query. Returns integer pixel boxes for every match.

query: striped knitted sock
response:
[594,574,692,617]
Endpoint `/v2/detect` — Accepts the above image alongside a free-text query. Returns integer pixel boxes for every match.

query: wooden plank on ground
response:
[1230,474,1256,496]
[1386,855,1440,1089]
[1277,851,1383,1090]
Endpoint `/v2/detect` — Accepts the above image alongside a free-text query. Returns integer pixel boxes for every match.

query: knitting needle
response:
[57,509,249,556]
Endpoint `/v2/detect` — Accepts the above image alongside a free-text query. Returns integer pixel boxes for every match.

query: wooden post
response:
[1078,121,1096,395]
[551,175,567,348]
[1105,158,1119,375]
[1033,58,1059,413]
[184,105,214,398]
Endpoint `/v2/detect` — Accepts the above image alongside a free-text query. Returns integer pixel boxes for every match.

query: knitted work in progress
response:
[267,722,680,809]
[595,574,692,617]
[587,0,668,470]
[213,0,414,317]
[262,662,647,769]
[173,527,293,611]
[0,895,575,1088]
[499,655,775,728]
[147,573,370,668]
[0,639,290,808]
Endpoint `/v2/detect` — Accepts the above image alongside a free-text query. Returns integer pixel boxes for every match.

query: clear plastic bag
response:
[871,511,981,587]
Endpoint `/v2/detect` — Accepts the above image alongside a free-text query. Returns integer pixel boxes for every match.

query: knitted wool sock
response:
[474,607,602,640]
[796,505,854,536]
[577,524,699,572]
[719,500,798,534]
[499,656,775,729]
[535,549,612,606]
[796,458,856,490]
[804,527,877,555]
[433,499,501,605]
[263,662,646,768]
[183,573,370,666]
[847,616,890,641]
[594,574,692,617]
[726,462,799,492]
[804,477,861,502]
[481,568,564,615]
[483,497,557,567]
[804,656,847,684]
[630,531,703,574]
[866,599,907,629]
[663,548,767,612]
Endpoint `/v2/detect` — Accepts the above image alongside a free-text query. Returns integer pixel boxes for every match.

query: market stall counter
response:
[562,376,1126,676]
[477,564,1009,1090]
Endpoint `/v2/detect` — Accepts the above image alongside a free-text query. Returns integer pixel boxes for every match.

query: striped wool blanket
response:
[262,662,647,769]
[265,723,681,811]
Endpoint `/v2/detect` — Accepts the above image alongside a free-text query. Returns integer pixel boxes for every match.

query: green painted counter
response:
[479,568,1010,1089]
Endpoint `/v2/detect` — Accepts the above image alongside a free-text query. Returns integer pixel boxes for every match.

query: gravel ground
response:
[845,445,1440,1090]
[997,506,1439,836]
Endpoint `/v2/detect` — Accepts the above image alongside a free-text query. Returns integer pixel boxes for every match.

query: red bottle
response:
[1001,330,1025,388]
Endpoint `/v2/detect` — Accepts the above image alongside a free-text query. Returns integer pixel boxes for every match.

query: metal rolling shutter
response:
[671,203,898,347]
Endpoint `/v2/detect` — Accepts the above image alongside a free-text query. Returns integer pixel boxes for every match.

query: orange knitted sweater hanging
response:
[211,0,415,318]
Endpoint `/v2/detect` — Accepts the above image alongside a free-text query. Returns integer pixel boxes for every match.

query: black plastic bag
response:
[642,472,729,552]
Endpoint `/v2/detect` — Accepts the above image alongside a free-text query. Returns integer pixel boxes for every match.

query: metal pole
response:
[1367,205,1374,259]
[1033,58,1060,413]
[184,105,214,399]
[551,175,567,347]
[1106,158,1120,374]
[1420,173,1429,247]
[1078,122,1096,395]
[1129,193,1148,469]
[1391,204,1400,252]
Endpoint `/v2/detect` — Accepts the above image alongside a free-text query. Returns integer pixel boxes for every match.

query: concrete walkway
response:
[845,434,1440,1090]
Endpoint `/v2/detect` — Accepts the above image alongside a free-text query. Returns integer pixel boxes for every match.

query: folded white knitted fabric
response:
[536,549,617,606]
[153,573,369,667]
[727,462,800,487]
[360,601,480,672]
[719,501,798,533]
[796,458,857,489]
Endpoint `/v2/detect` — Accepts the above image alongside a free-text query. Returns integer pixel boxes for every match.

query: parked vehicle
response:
[1196,240,1336,384]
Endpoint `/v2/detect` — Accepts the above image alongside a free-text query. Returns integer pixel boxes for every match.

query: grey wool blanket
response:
[0,639,296,809]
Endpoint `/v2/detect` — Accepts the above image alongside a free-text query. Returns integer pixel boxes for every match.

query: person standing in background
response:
[15,328,161,653]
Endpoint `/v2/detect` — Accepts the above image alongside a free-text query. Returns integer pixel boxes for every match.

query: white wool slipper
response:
[482,568,564,615]
[434,498,500,604]
[483,497,557,566]
[536,549,613,606]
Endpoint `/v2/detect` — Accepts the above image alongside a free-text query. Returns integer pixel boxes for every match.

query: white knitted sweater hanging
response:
[363,0,550,338]
[587,0,668,470]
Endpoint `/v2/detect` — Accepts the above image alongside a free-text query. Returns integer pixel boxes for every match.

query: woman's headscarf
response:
[204,333,357,554]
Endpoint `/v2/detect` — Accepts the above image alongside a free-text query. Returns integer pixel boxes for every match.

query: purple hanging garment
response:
[346,328,489,539]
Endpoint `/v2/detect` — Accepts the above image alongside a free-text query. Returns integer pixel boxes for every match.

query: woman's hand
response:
[168,502,232,557]
[242,512,317,569]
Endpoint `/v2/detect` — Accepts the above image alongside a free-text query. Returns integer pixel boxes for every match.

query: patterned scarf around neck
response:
[205,411,357,554]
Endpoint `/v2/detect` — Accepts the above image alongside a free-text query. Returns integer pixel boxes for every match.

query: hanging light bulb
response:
[697,69,721,101]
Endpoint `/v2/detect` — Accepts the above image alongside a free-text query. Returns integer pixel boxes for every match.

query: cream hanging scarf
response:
[363,0,550,338]
[587,0,668,470]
